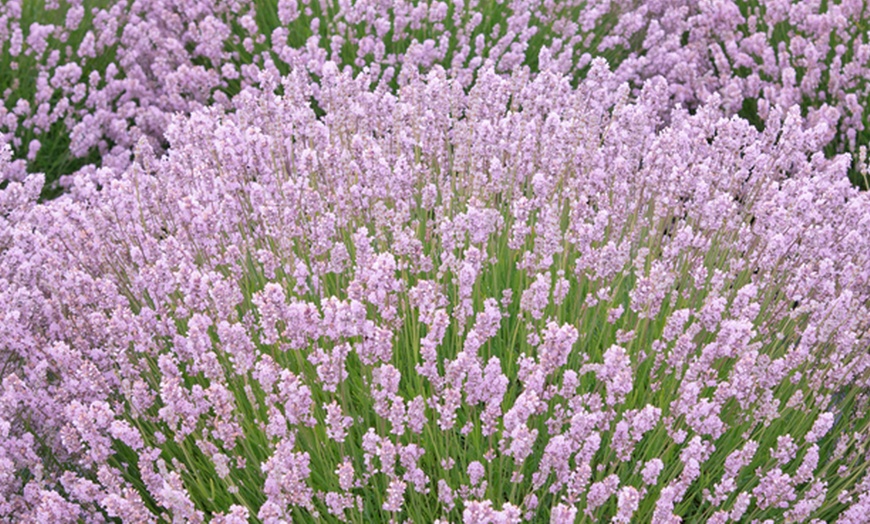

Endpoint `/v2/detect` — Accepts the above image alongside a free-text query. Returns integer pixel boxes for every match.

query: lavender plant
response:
[2,0,870,194]
[0,0,625,194]
[2,62,870,522]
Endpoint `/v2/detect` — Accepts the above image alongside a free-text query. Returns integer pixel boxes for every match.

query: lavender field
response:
[2,1,870,522]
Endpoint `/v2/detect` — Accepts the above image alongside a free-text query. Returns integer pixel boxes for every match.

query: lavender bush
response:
[2,62,870,522]
[2,0,870,193]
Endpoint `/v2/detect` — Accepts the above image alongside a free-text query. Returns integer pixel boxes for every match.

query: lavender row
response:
[1,0,869,192]
[2,62,870,521]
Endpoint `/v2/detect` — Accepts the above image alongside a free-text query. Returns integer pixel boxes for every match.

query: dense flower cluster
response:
[3,58,870,521]
[1,0,869,191]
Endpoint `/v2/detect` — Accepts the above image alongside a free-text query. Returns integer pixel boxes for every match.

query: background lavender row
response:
[1,0,869,197]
